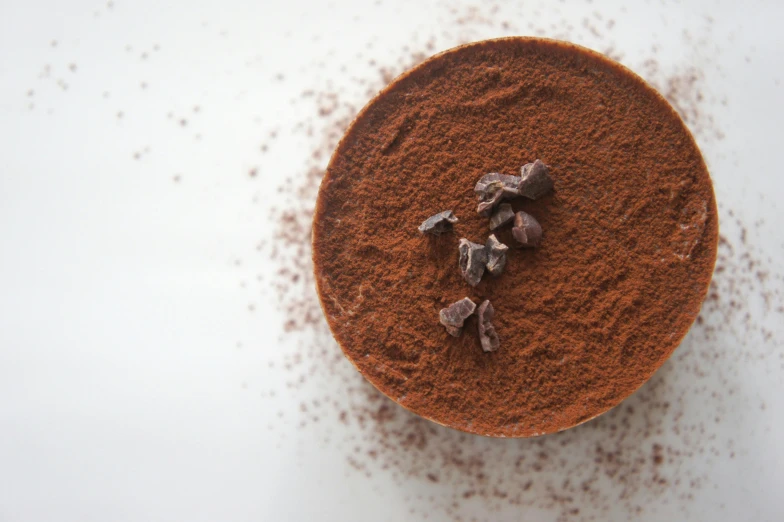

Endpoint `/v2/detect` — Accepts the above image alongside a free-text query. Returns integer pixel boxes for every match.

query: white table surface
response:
[1,0,783,520]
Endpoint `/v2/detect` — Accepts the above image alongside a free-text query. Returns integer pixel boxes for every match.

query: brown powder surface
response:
[13,1,781,520]
[257,2,783,520]
[312,38,718,437]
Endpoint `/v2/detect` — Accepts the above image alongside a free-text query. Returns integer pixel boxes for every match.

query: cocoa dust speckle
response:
[245,3,782,521]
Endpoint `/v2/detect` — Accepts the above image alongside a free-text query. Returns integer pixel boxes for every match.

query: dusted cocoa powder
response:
[260,4,782,520]
[312,38,718,437]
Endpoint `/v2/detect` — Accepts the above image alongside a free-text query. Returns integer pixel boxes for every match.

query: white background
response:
[0,0,782,521]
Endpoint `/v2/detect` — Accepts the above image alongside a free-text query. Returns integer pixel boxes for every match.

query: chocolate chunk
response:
[439,297,477,337]
[485,234,509,276]
[477,300,500,352]
[488,203,515,230]
[475,173,522,216]
[418,210,458,235]
[444,325,463,337]
[458,238,488,287]
[476,191,504,216]
[512,211,543,247]
[518,159,553,200]
[475,173,522,197]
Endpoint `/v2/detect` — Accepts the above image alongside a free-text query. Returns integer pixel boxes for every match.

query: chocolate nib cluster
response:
[475,160,551,211]
[475,159,551,247]
[419,160,554,352]
[439,298,499,352]
[458,234,509,287]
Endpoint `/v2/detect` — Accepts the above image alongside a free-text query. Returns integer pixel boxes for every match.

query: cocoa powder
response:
[17,1,780,520]
[261,3,783,520]
[312,38,718,437]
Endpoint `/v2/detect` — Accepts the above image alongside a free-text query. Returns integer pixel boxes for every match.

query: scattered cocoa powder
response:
[21,0,776,519]
[261,3,782,521]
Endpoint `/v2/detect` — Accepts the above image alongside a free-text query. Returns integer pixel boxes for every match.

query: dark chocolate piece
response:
[485,234,509,276]
[488,203,515,230]
[518,159,553,200]
[512,211,543,247]
[477,300,500,352]
[418,210,459,235]
[475,173,522,197]
[476,191,503,216]
[439,297,477,337]
[475,173,522,216]
[444,325,463,337]
[458,238,488,287]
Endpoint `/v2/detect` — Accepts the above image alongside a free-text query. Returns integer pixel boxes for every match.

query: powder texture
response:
[312,38,718,437]
[264,7,781,519]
